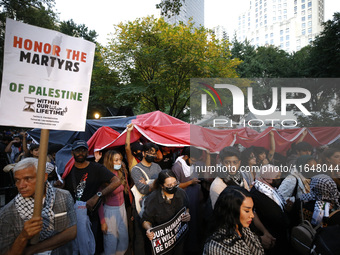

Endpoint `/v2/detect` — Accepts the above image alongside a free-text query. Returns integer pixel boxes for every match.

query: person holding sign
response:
[142,170,190,255]
[0,157,77,255]
[203,186,264,255]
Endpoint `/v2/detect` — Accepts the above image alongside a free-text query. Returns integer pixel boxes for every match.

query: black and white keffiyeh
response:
[204,227,264,255]
[254,180,286,210]
[301,174,340,225]
[15,182,55,241]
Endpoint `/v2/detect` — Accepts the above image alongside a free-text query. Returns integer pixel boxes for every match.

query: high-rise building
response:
[236,0,324,52]
[163,0,204,28]
[212,25,229,41]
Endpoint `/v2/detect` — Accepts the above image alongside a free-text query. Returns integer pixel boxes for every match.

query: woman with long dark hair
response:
[204,186,264,255]
[142,170,190,255]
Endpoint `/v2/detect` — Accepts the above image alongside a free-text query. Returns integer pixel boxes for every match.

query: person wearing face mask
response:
[142,170,190,255]
[251,164,292,255]
[125,123,145,171]
[204,186,264,255]
[171,146,203,253]
[131,142,162,255]
[95,150,132,255]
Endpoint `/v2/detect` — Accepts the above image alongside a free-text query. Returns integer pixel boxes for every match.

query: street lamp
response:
[94,113,100,119]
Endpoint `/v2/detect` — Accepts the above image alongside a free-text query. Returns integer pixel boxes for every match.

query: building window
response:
[270,39,274,44]
[294,0,297,5]
[286,41,289,47]
[302,16,305,21]
[302,23,306,28]
[302,0,305,3]
[286,35,289,40]
[280,43,284,48]
[308,27,312,33]
[286,28,289,33]
[280,36,283,42]
[302,10,305,15]
[302,4,305,9]
[308,21,312,27]
[280,30,283,35]
[302,29,306,35]
[270,33,274,37]
[308,14,312,20]
[279,16,282,21]
[284,15,287,19]
[308,2,312,7]
[294,6,297,14]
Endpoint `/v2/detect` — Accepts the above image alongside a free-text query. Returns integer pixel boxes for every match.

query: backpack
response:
[291,220,319,255]
[290,200,321,255]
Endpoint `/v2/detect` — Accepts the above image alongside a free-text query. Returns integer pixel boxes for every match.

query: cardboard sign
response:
[150,207,189,255]
[0,18,95,131]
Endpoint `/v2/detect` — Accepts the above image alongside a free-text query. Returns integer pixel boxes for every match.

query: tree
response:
[59,19,98,43]
[104,16,240,120]
[156,0,184,18]
[0,0,58,83]
[308,12,340,78]
[88,44,120,119]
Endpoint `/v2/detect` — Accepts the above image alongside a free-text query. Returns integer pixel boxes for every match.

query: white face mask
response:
[114,164,122,170]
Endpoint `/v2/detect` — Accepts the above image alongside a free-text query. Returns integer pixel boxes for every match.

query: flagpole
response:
[31,128,50,243]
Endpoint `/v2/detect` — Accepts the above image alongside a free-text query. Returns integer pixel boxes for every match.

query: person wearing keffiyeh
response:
[204,186,264,255]
[300,174,340,226]
[251,164,292,255]
[0,157,77,255]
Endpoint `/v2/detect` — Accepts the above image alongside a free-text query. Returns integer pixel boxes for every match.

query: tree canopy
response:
[103,16,240,120]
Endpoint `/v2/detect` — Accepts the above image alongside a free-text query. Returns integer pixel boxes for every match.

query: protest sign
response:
[150,207,189,255]
[0,18,95,131]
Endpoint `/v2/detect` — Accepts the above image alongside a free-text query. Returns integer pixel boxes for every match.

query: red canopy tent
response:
[62,111,340,178]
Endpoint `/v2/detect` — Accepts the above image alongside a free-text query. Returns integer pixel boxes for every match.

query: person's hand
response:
[127,123,134,133]
[146,229,155,241]
[101,222,108,234]
[260,231,276,250]
[94,151,102,163]
[191,178,201,185]
[285,199,294,213]
[21,217,43,240]
[86,195,101,211]
[53,180,65,189]
[181,212,191,222]
[139,177,147,185]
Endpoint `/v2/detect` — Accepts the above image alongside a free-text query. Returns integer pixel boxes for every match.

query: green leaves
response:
[103,16,239,120]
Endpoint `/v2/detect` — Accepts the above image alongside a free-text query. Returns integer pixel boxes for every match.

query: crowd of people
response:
[0,125,339,255]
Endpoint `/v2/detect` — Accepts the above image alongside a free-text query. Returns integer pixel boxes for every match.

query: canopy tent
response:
[60,111,340,178]
[27,116,136,145]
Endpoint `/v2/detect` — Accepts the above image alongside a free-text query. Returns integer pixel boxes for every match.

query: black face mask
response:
[185,158,191,166]
[134,152,143,161]
[145,155,156,163]
[271,179,283,188]
[164,185,178,194]
[13,142,21,147]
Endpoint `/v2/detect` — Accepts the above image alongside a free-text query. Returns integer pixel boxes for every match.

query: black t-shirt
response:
[142,188,189,226]
[64,161,115,202]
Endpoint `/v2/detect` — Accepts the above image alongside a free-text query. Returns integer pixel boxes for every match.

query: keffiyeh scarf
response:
[15,182,55,241]
[301,174,340,225]
[175,156,193,177]
[254,180,286,210]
